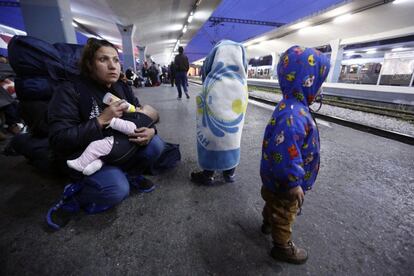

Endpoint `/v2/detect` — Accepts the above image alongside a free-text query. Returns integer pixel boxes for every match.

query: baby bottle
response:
[103,92,136,113]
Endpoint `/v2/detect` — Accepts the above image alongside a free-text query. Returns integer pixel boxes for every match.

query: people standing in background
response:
[174,46,190,99]
[169,61,176,87]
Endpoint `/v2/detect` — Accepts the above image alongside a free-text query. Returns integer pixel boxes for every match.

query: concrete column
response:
[270,52,280,80]
[327,39,344,83]
[137,45,146,68]
[20,0,76,44]
[117,24,136,72]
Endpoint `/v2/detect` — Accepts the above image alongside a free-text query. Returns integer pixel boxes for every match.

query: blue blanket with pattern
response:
[196,40,248,171]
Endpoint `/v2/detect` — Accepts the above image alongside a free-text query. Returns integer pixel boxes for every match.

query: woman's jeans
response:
[74,135,165,210]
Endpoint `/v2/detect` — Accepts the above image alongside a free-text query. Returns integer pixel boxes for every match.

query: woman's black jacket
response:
[48,76,140,161]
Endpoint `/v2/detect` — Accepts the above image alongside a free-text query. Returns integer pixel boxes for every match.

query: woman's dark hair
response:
[80,38,119,76]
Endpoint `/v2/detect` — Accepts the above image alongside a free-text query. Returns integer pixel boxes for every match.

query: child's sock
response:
[83,159,104,176]
[67,159,85,172]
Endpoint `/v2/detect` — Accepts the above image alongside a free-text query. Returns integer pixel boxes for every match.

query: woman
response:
[46,38,165,230]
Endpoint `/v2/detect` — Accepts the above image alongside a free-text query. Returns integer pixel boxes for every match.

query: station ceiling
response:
[1,0,413,65]
[1,0,347,64]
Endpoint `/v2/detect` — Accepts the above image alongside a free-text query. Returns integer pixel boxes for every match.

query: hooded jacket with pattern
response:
[260,46,330,193]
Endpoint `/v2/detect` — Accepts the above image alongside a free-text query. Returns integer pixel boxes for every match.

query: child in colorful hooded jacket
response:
[260,46,330,264]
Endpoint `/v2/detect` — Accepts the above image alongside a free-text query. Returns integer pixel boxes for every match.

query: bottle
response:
[103,92,136,113]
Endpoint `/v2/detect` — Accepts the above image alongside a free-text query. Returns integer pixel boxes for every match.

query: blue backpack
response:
[8,36,83,136]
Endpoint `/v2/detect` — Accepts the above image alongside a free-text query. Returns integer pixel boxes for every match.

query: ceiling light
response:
[393,0,411,4]
[182,25,188,33]
[391,47,406,52]
[188,15,194,23]
[298,26,318,34]
[365,48,377,54]
[291,21,310,30]
[345,51,355,55]
[72,21,78,27]
[333,13,352,23]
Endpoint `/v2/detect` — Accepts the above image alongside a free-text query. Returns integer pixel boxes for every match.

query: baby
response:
[67,104,159,175]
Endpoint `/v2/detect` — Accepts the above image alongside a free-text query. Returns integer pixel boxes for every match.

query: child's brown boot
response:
[271,241,308,264]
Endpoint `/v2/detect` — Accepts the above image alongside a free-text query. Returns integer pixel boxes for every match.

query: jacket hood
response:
[277,46,330,106]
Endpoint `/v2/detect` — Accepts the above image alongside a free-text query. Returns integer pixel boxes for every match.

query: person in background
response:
[174,46,190,99]
[46,38,165,230]
[0,54,22,138]
[260,46,330,264]
[169,61,176,87]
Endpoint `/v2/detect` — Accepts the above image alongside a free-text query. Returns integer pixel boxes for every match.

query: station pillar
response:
[20,0,76,43]
[270,52,280,80]
[117,24,136,72]
[327,39,344,83]
[137,45,147,68]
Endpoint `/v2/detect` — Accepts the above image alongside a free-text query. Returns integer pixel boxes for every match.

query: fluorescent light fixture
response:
[365,48,377,54]
[72,21,78,27]
[391,47,406,52]
[298,26,318,34]
[393,0,411,4]
[291,21,310,30]
[345,51,355,55]
[174,40,180,52]
[182,25,188,33]
[333,13,352,23]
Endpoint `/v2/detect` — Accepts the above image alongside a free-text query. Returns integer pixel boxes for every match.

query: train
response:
[339,58,383,85]
[247,55,274,79]
[247,51,413,87]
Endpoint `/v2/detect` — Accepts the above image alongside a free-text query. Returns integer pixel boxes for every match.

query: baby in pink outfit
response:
[67,104,159,175]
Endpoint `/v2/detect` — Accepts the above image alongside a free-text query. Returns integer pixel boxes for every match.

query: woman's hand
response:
[97,100,128,127]
[129,127,155,145]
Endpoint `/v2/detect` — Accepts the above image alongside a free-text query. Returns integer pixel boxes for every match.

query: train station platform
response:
[0,83,413,275]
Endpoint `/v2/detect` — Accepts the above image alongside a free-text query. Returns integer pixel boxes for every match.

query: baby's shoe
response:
[67,159,84,172]
[83,159,104,175]
[271,241,308,264]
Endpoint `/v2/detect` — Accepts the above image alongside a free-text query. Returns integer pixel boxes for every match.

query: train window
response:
[349,65,359,74]
[374,63,382,74]
[360,64,369,73]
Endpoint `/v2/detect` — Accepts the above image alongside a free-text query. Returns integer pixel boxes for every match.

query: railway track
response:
[247,86,414,122]
[248,94,414,146]
[321,97,414,121]
[188,79,414,145]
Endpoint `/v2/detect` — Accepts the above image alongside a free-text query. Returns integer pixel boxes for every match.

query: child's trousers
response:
[261,186,299,245]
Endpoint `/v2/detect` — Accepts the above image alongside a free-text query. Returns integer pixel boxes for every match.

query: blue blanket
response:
[196,40,248,171]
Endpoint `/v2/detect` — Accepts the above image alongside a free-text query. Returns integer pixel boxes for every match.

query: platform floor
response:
[0,83,413,275]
